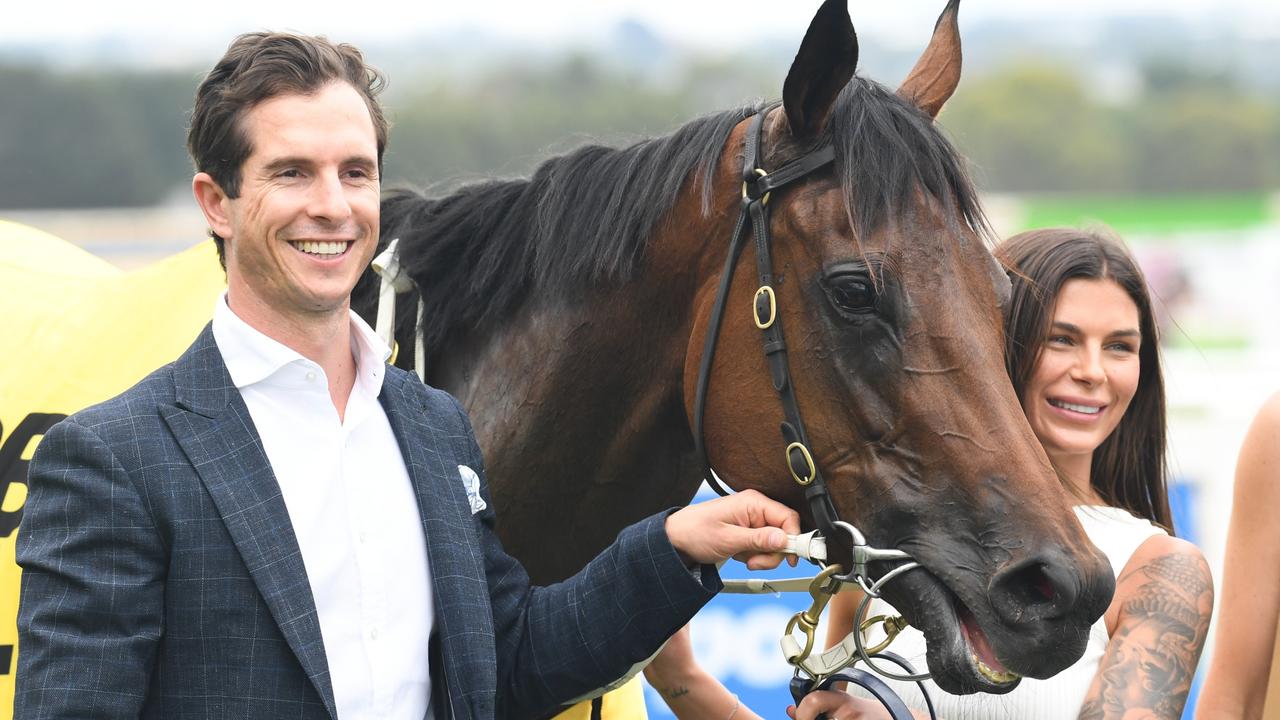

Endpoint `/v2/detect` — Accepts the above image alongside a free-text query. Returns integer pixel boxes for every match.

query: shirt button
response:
[358,531,368,544]
[370,628,379,641]
[305,371,317,382]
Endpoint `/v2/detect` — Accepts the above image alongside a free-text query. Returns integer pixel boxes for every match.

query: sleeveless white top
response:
[850,506,1166,720]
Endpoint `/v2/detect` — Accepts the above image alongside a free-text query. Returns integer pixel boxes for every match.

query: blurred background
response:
[3,1,1278,717]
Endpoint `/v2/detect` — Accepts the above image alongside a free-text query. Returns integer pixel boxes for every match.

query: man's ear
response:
[192,172,234,241]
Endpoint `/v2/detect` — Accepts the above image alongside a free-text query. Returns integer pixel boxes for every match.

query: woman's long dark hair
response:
[996,227,1173,532]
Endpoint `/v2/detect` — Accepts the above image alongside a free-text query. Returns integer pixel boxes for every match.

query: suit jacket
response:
[16,325,719,719]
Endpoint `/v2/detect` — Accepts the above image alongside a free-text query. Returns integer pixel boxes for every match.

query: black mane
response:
[364,77,985,354]
[368,104,759,352]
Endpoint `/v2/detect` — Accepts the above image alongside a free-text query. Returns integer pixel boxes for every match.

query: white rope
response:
[370,238,426,381]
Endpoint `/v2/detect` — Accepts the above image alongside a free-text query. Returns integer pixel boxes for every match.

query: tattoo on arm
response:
[657,685,691,701]
[1078,551,1213,719]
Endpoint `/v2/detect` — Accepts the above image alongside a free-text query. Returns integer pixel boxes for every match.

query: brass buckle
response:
[741,167,771,205]
[786,442,816,486]
[754,286,777,329]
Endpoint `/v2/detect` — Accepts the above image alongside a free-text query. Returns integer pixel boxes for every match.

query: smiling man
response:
[13,32,799,719]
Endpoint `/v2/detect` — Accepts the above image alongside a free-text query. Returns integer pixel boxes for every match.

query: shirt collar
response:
[211,292,392,394]
[349,303,392,398]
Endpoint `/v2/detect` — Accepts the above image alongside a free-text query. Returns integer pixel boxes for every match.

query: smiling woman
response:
[1020,277,1143,487]
[797,227,1214,720]
[1000,228,1166,520]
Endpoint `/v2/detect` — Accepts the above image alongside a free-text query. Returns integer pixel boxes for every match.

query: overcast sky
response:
[6,0,1278,51]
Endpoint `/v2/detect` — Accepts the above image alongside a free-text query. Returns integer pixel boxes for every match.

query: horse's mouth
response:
[956,602,1021,686]
[878,566,1022,695]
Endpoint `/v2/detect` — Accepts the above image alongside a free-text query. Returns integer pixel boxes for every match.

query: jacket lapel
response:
[160,325,338,719]
[380,370,495,720]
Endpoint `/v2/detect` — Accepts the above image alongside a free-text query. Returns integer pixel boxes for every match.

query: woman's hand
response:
[787,689,931,720]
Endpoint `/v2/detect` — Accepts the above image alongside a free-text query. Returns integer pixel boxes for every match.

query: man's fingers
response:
[723,525,789,569]
[735,489,802,535]
[743,525,787,553]
[665,491,801,565]
[756,495,802,536]
[739,551,785,571]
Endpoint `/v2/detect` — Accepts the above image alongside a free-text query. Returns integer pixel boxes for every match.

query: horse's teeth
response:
[972,655,1021,684]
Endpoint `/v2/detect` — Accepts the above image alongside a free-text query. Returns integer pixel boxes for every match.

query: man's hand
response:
[664,489,800,570]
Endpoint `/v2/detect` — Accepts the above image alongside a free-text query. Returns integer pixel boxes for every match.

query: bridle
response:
[691,104,910,585]
[691,104,839,529]
[690,106,936,710]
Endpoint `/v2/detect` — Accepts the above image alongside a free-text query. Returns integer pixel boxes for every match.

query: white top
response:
[212,295,433,719]
[853,505,1166,720]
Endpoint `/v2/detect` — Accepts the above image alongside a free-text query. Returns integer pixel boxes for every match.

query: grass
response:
[1018,193,1272,235]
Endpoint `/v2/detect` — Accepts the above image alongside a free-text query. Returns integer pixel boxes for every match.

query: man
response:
[15,33,798,719]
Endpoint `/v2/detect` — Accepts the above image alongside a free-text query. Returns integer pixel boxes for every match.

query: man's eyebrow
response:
[260,156,314,174]
[343,156,379,174]
[259,155,376,172]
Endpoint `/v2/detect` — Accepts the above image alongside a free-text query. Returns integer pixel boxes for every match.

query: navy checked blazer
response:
[16,325,720,719]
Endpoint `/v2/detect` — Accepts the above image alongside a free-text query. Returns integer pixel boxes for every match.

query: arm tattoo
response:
[1078,698,1103,720]
[657,685,691,701]
[1078,552,1213,719]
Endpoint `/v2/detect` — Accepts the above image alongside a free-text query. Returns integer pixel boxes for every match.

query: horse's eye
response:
[826,275,877,315]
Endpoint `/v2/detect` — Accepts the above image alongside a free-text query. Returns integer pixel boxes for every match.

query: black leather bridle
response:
[690,104,924,600]
[691,104,925,592]
[691,105,843,540]
[690,105,933,719]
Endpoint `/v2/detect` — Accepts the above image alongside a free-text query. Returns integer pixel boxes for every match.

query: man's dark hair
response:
[187,32,388,267]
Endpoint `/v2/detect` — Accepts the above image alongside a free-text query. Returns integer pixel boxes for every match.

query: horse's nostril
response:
[1034,574,1056,603]
[990,555,1080,623]
[1005,563,1055,605]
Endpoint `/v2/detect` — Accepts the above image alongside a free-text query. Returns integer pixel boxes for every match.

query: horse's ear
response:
[782,0,858,140]
[896,0,963,119]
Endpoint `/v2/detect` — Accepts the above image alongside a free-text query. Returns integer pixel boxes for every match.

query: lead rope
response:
[371,238,427,381]
[735,548,933,720]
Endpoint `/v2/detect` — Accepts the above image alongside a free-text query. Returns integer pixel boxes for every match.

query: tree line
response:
[1,52,1276,210]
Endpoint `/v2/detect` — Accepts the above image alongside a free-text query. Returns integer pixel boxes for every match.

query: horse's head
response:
[685,0,1115,695]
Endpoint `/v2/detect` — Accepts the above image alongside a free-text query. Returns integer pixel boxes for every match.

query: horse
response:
[354,0,1115,695]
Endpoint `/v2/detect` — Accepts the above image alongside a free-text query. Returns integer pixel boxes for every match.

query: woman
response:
[787,227,1214,719]
[1195,391,1280,719]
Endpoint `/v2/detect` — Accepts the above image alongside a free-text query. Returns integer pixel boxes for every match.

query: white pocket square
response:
[458,465,487,514]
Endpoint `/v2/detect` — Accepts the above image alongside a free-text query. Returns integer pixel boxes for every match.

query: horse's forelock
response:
[824,78,991,254]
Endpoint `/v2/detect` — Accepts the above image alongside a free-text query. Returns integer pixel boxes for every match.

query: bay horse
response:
[354,0,1115,695]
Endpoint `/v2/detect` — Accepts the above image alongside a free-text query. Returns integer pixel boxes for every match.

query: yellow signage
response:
[0,222,224,712]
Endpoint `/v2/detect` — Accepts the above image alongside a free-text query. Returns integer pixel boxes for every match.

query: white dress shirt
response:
[212,295,432,719]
